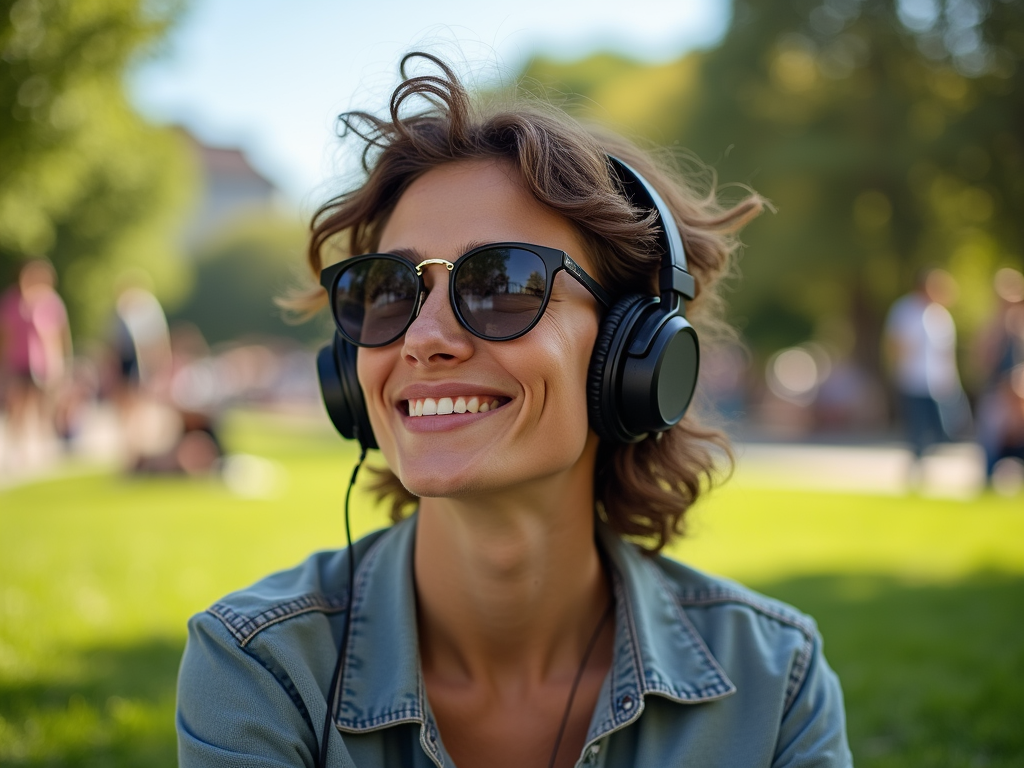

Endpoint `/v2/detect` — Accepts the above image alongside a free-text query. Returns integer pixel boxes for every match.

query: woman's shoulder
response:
[603,529,819,651]
[196,526,394,649]
[644,550,827,708]
[651,552,819,642]
[629,551,851,766]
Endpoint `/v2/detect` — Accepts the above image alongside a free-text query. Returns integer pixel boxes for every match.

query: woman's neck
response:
[413,452,610,689]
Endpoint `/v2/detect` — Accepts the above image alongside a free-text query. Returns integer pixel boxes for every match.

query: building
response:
[178,129,282,246]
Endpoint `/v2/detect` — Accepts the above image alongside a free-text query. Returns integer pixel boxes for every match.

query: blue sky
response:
[131,0,729,207]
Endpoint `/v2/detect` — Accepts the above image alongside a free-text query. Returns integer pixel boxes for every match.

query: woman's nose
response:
[401,266,474,366]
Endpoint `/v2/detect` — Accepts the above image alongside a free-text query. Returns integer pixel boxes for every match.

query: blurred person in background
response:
[177,53,852,768]
[0,259,72,473]
[973,267,1024,488]
[699,340,749,431]
[108,274,177,471]
[883,268,970,486]
[166,322,224,476]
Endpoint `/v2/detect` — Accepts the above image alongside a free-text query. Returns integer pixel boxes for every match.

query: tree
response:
[518,0,1023,382]
[682,0,1022,377]
[168,214,331,347]
[0,0,195,337]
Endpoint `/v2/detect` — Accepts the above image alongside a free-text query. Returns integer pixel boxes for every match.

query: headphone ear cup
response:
[587,294,650,443]
[316,333,378,450]
[618,314,700,436]
[588,295,701,443]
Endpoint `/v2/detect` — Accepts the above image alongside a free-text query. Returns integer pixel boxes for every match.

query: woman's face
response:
[357,159,602,499]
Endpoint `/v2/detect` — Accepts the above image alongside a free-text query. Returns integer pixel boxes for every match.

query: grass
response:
[2,410,1022,766]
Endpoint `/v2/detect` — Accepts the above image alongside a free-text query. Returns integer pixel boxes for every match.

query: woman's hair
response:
[291,52,763,553]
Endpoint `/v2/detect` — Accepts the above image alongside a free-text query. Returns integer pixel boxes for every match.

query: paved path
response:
[733,441,988,499]
[0,404,997,499]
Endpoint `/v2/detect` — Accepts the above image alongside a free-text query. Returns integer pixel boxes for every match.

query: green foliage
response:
[0,0,195,338]
[1,411,1023,764]
[517,52,703,145]
[168,214,331,346]
[518,0,1024,368]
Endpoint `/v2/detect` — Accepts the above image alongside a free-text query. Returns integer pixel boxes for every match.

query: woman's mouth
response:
[405,395,506,417]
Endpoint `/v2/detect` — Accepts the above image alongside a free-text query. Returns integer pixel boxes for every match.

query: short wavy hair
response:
[289,53,763,553]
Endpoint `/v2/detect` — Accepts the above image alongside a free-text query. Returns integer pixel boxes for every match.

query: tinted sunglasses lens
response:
[333,258,418,345]
[453,247,547,339]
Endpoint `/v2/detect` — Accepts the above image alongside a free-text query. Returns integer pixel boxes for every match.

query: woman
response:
[177,54,851,767]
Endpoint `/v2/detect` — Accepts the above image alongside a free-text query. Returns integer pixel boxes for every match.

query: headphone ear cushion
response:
[317,333,378,450]
[587,294,647,443]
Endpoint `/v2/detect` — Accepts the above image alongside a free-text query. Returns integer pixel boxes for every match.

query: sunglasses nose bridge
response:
[402,268,475,357]
[414,258,455,276]
[408,262,457,324]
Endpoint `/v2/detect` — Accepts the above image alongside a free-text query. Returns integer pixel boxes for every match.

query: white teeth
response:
[404,396,501,417]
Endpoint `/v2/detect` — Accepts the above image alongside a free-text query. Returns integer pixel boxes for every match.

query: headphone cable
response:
[318,444,367,768]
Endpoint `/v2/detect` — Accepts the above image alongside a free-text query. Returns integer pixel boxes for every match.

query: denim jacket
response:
[177,517,852,767]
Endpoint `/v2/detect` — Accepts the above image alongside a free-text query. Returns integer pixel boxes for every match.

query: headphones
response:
[316,155,699,448]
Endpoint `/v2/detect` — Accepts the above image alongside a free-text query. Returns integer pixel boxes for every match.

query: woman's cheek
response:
[356,348,396,454]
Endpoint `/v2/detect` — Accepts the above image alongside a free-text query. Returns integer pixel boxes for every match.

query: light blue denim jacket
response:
[177,516,852,767]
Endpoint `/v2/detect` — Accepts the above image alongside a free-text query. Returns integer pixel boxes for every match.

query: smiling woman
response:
[175,53,853,768]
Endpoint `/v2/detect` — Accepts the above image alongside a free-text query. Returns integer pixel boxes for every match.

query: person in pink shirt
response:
[0,260,72,470]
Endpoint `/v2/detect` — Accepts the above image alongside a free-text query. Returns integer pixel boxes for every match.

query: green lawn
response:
[2,411,1022,766]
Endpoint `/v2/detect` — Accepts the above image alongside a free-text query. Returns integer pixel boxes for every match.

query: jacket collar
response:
[333,516,735,743]
[589,524,735,741]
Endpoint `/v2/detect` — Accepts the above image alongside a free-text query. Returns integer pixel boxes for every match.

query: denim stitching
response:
[336,709,422,731]
[414,664,447,768]
[241,641,315,737]
[604,570,647,736]
[588,573,630,738]
[783,634,814,714]
[673,588,816,640]
[336,530,421,731]
[209,593,348,648]
[670,583,818,712]
[650,567,737,701]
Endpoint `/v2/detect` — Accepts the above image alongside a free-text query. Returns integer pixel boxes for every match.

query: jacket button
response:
[620,694,634,711]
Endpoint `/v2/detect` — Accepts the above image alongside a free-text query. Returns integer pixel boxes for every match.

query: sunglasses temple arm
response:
[561,254,612,308]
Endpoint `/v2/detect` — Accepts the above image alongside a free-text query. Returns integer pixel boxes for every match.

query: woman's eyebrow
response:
[390,247,424,264]
[390,242,491,264]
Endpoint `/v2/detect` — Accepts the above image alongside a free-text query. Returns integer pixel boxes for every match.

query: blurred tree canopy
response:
[0,0,195,338]
[168,215,331,347]
[520,0,1022,378]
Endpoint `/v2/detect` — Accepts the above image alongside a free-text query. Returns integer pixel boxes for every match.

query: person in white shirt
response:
[883,268,970,468]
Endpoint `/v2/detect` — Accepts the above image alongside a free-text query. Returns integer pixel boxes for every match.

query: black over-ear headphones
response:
[316,155,699,448]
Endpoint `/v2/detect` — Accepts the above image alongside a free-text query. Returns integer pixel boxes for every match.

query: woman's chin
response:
[398,469,486,500]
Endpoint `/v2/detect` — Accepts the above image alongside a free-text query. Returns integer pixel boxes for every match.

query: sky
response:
[130,0,730,209]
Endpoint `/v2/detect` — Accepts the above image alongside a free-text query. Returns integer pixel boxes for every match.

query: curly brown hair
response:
[287,53,762,553]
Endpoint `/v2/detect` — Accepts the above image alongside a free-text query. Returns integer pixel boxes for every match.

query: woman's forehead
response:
[378,159,593,271]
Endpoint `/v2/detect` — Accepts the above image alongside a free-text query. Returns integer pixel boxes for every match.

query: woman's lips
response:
[397,395,510,433]
[405,395,504,417]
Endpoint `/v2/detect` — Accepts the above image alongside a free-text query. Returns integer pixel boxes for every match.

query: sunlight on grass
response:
[2,410,1022,766]
[675,480,1024,583]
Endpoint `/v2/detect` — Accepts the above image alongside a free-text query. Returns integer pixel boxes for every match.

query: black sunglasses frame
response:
[320,242,612,348]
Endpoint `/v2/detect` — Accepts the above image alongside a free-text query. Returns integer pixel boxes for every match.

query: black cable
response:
[318,445,367,768]
[547,599,614,768]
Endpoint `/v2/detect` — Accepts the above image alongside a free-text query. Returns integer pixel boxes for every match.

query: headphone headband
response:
[606,156,695,312]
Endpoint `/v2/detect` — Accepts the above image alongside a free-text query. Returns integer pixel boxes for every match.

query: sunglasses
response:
[320,242,612,347]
